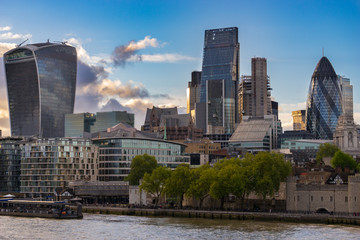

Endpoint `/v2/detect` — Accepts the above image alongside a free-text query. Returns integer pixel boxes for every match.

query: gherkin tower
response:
[305,57,342,139]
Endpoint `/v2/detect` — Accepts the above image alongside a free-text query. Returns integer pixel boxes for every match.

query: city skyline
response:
[0,0,359,136]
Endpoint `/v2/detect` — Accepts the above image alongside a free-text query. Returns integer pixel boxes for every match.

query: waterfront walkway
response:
[81,205,360,225]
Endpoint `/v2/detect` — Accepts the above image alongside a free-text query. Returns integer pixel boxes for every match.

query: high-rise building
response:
[91,111,134,133]
[4,42,77,138]
[65,113,96,138]
[198,27,239,134]
[306,57,343,139]
[239,58,271,122]
[187,71,201,120]
[292,110,306,131]
[338,76,353,116]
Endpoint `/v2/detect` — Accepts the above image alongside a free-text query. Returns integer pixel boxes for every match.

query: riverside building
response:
[92,123,190,182]
[4,42,77,138]
[20,138,98,198]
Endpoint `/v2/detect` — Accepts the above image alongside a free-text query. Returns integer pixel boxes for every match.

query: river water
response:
[0,214,360,239]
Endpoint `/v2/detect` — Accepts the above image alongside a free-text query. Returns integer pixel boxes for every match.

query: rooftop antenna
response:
[47,39,50,43]
[54,40,68,45]
[17,38,28,48]
[322,48,324,57]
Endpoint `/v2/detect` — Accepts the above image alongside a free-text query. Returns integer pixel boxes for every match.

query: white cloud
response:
[0,26,11,31]
[0,32,31,40]
[136,53,198,63]
[125,36,159,51]
[0,42,16,55]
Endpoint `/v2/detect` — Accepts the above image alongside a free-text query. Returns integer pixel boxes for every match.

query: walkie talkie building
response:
[4,42,77,138]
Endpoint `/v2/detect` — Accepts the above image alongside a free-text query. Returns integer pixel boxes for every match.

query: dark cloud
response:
[151,94,173,99]
[111,44,141,67]
[100,98,131,112]
[77,60,108,86]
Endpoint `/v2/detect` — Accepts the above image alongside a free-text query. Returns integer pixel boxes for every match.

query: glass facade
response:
[93,137,190,182]
[199,27,239,134]
[4,43,77,138]
[0,137,24,193]
[65,113,96,137]
[91,111,135,133]
[306,57,343,139]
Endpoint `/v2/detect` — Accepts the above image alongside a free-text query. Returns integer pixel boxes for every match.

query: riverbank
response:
[82,206,360,226]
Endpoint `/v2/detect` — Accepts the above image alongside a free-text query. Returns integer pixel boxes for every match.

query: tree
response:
[127,154,157,185]
[140,166,171,206]
[252,152,292,208]
[186,165,216,209]
[165,164,191,209]
[331,150,357,171]
[316,143,340,164]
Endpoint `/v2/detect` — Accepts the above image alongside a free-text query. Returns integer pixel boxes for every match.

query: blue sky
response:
[0,0,359,135]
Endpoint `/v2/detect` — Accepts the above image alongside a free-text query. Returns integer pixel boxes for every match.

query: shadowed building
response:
[306,57,342,139]
[4,42,77,138]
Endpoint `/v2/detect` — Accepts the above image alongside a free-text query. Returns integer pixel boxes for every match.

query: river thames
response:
[1,214,360,239]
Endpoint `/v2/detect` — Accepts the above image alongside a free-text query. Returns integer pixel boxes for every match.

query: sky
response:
[0,0,359,136]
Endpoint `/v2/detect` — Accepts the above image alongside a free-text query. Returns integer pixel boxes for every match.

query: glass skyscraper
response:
[4,42,77,138]
[199,27,239,134]
[306,57,343,139]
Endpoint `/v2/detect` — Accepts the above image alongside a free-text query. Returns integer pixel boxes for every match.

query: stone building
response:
[286,174,360,214]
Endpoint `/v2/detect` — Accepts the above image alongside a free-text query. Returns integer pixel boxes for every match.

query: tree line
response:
[127,152,292,209]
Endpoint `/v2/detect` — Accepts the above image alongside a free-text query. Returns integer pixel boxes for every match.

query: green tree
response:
[127,154,157,185]
[331,150,357,171]
[186,165,216,209]
[140,166,171,206]
[165,164,191,209]
[252,152,292,208]
[316,143,340,164]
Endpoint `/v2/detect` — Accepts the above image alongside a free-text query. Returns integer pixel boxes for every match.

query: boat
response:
[0,199,83,219]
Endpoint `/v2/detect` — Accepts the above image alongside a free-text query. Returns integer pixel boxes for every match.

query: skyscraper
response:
[239,57,272,121]
[187,71,201,120]
[292,110,306,131]
[4,42,77,138]
[306,57,343,139]
[198,27,239,134]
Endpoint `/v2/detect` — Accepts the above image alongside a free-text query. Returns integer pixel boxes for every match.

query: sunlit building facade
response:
[20,138,98,198]
[4,42,77,138]
[306,57,343,139]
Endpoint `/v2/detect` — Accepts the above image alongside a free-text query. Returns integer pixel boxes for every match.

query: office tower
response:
[90,111,134,133]
[239,58,272,122]
[271,101,278,119]
[292,110,306,131]
[65,113,96,138]
[338,76,353,116]
[187,71,201,120]
[306,57,342,139]
[198,27,239,134]
[4,42,77,138]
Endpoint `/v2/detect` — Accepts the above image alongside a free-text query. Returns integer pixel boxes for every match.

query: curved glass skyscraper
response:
[306,57,342,139]
[4,42,77,138]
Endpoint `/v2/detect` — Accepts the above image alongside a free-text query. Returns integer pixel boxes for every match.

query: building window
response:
[311,196,313,201]
[330,196,333,202]
[321,197,323,202]
[345,196,348,202]
[297,196,300,201]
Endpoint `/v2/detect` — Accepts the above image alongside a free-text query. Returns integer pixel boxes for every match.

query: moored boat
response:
[0,199,83,219]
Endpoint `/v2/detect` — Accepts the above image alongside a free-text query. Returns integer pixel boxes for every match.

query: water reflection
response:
[0,214,359,240]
